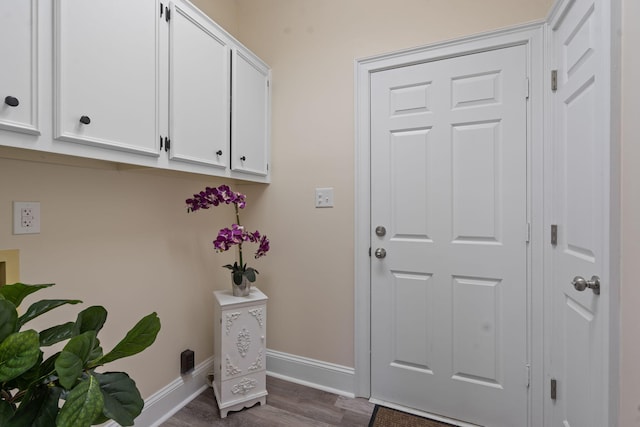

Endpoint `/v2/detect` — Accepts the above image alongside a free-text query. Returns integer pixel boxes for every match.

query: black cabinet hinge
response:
[165,6,171,22]
[550,378,557,400]
[160,3,164,18]
[160,136,163,150]
[164,137,171,151]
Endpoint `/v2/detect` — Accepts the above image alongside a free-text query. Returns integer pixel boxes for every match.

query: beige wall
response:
[620,0,639,424]
[0,154,241,397]
[232,0,552,365]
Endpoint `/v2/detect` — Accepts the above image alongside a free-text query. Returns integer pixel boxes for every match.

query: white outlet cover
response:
[13,201,41,234]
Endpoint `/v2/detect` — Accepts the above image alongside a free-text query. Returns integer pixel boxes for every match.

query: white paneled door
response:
[370,45,529,426]
[548,0,610,425]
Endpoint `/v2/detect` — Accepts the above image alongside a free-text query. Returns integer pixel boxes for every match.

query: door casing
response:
[355,23,546,427]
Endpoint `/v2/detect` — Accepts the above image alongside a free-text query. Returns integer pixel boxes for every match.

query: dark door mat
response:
[368,405,458,427]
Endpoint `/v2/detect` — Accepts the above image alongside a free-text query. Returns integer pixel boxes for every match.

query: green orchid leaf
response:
[56,375,103,427]
[0,330,40,382]
[39,322,75,347]
[98,313,160,365]
[233,270,243,285]
[55,331,96,389]
[73,306,107,336]
[0,299,18,342]
[244,268,257,282]
[7,386,62,427]
[17,299,82,330]
[0,283,54,308]
[95,372,143,426]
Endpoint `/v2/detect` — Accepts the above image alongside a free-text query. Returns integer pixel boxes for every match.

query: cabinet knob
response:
[79,115,91,125]
[4,96,19,107]
[216,150,223,156]
[240,156,246,161]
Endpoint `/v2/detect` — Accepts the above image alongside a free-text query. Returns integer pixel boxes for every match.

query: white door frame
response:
[354,23,546,425]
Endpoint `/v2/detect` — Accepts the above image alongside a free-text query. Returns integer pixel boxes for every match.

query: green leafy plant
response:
[0,282,161,427]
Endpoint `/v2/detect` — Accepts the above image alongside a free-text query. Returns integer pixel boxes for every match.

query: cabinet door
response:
[53,0,160,156]
[220,304,266,381]
[168,1,229,168]
[231,47,270,176]
[0,0,39,135]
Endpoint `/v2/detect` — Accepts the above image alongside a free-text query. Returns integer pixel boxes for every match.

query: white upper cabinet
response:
[231,47,270,177]
[0,0,39,135]
[168,1,230,169]
[1,0,270,182]
[53,0,160,156]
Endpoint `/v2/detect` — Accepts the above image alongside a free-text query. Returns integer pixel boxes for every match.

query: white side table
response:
[213,287,268,418]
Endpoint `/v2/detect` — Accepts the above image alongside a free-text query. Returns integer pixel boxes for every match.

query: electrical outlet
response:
[13,202,40,234]
[315,188,334,208]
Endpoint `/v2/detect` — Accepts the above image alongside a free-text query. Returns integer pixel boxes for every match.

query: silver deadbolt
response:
[571,275,600,295]
[374,248,386,259]
[375,226,386,237]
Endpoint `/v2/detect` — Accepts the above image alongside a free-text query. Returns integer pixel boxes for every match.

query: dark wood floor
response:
[161,376,376,426]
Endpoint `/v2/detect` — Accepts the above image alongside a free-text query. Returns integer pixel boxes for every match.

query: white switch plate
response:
[315,188,334,208]
[13,201,41,234]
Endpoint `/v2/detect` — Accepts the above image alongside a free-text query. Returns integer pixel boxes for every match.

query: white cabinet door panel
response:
[231,48,270,177]
[54,0,160,156]
[169,1,229,168]
[0,0,39,135]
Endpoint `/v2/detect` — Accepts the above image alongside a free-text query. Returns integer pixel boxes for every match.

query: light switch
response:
[315,188,334,208]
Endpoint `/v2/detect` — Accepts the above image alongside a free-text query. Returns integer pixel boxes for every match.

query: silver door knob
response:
[571,275,600,295]
[374,248,386,259]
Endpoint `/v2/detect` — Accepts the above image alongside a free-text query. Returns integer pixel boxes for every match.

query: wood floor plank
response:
[162,376,375,427]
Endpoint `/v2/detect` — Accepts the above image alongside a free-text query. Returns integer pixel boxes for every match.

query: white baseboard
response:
[102,350,355,426]
[103,356,214,427]
[266,349,355,398]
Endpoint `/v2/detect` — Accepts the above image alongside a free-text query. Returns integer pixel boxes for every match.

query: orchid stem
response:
[235,204,244,269]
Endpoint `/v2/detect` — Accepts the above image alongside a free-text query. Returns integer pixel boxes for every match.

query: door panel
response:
[549,0,608,425]
[169,1,229,168]
[371,45,528,427]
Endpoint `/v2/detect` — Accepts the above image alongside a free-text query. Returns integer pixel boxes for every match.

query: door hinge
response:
[368,247,371,257]
[551,224,558,246]
[159,136,163,150]
[550,378,557,400]
[551,70,558,92]
[525,77,530,99]
[164,136,171,152]
[160,3,164,18]
[165,6,171,22]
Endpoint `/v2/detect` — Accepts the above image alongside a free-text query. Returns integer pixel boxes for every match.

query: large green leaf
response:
[0,283,54,307]
[0,400,14,425]
[17,299,82,330]
[6,386,62,427]
[55,331,96,389]
[39,322,75,347]
[73,306,107,336]
[0,330,40,382]
[98,313,160,365]
[0,299,18,342]
[56,375,104,427]
[4,351,43,394]
[95,372,143,426]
